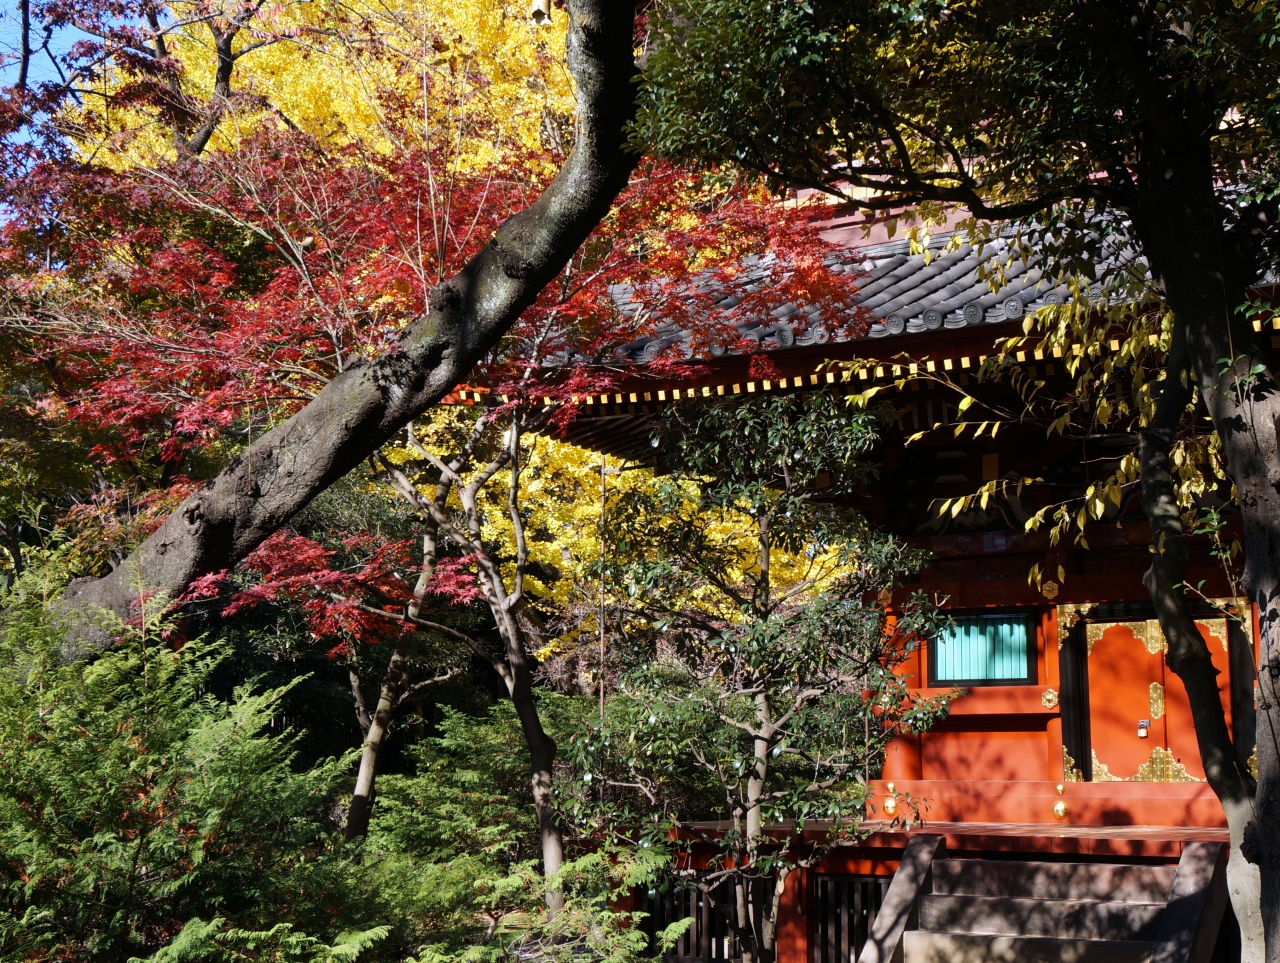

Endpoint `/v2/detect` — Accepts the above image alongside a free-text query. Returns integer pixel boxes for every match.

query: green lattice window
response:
[929,613,1036,686]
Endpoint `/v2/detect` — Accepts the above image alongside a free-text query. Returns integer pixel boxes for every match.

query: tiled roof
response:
[609,230,1142,363]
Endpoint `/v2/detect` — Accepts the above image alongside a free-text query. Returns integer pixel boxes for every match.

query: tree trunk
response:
[480,563,565,917]
[56,0,641,654]
[738,693,773,963]
[760,865,790,963]
[735,876,756,963]
[508,658,565,918]
[346,635,412,841]
[1138,325,1265,960]
[488,609,563,915]
[1,519,23,587]
[1132,138,1276,961]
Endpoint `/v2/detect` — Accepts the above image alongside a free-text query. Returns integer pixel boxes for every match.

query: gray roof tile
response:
[609,230,1143,362]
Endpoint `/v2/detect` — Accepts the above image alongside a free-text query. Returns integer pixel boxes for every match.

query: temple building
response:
[515,215,1264,962]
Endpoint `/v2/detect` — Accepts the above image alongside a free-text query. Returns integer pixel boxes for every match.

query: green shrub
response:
[0,567,383,962]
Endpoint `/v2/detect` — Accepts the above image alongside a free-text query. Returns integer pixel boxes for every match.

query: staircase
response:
[858,837,1228,963]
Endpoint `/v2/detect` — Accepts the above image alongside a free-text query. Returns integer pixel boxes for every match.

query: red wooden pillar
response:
[1044,608,1066,782]
[775,867,808,963]
[881,733,923,781]
[882,607,925,781]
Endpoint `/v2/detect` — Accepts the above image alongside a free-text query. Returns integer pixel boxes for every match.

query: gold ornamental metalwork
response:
[1052,800,1069,820]
[1091,751,1121,782]
[1054,598,1248,654]
[1091,746,1203,783]
[1201,618,1228,654]
[1041,688,1060,709]
[1086,619,1166,655]
[1084,622,1104,654]
[1041,580,1059,600]
[1148,681,1165,720]
[1055,603,1095,649]
[1062,749,1083,782]
[1249,745,1259,781]
[1130,746,1203,783]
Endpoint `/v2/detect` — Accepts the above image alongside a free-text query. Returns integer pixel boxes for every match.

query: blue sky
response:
[0,5,90,90]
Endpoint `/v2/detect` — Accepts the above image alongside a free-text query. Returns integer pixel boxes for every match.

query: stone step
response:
[929,859,1177,902]
[903,931,1154,963]
[918,894,1165,941]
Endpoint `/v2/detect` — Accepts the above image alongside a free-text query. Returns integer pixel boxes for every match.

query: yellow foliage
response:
[79,0,573,172]
[394,406,853,660]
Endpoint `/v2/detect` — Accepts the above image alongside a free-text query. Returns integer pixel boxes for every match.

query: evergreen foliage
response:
[0,567,681,962]
[0,564,380,961]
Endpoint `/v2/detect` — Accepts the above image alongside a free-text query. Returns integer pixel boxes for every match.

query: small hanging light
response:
[530,0,552,24]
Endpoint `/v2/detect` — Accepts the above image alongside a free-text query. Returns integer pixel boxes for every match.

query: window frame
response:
[927,609,1039,687]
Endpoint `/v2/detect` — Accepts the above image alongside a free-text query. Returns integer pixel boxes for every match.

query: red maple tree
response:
[2,89,869,839]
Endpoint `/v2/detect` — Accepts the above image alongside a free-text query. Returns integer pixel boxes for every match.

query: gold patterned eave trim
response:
[1201,618,1228,654]
[1210,597,1253,647]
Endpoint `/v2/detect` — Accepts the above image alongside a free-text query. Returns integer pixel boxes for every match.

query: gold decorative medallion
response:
[1041,580,1059,600]
[1052,800,1069,820]
[1091,751,1121,782]
[1148,681,1165,720]
[1041,688,1060,709]
[1130,746,1203,783]
[1062,749,1083,782]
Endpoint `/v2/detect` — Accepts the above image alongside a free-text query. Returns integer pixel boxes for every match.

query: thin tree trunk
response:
[745,697,770,850]
[16,0,30,91]
[1133,138,1276,961]
[735,876,756,963]
[491,602,564,917]
[1138,325,1264,959]
[57,0,641,653]
[760,865,790,963]
[349,665,373,737]
[344,517,445,840]
[181,25,237,155]
[735,685,775,963]
[346,635,412,841]
[384,419,567,916]
[1,519,23,587]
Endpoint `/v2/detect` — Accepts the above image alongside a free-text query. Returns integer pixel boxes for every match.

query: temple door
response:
[1086,620,1232,782]
[1162,620,1233,781]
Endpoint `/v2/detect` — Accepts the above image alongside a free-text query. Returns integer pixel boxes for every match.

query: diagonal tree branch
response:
[58,0,641,654]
